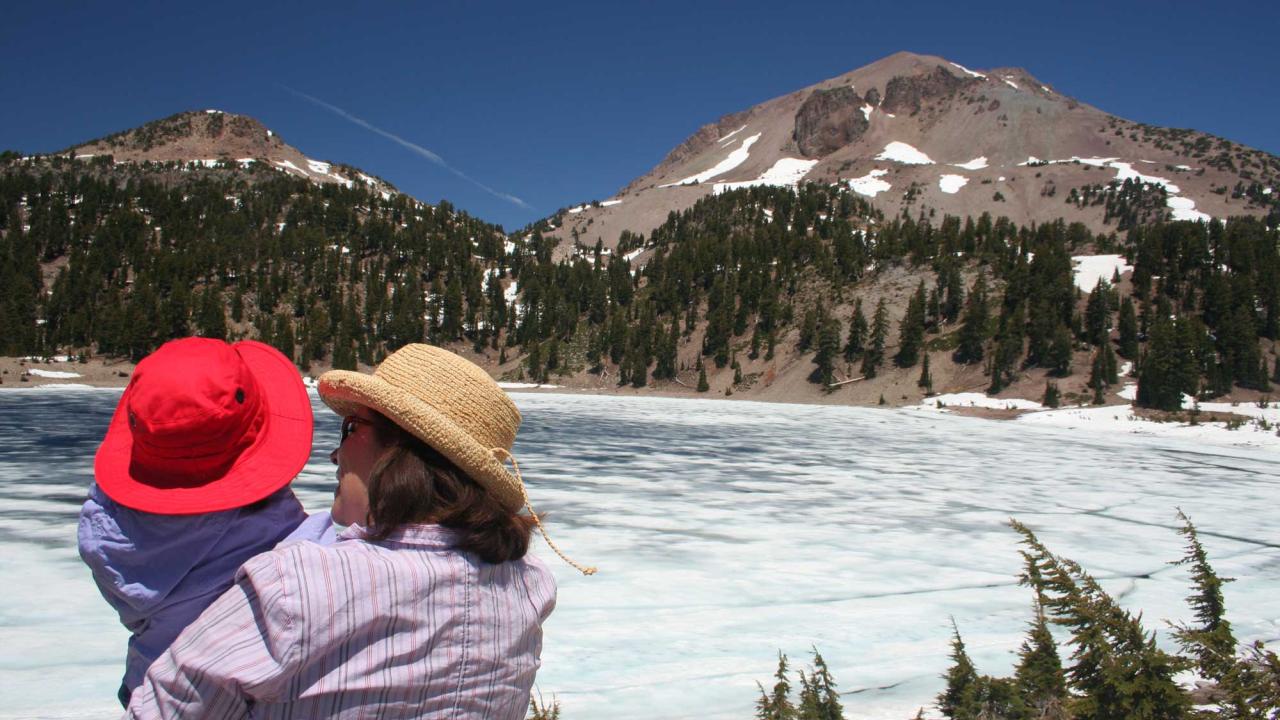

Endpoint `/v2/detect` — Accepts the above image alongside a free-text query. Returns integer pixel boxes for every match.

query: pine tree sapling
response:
[938,621,981,720]
[1170,510,1237,684]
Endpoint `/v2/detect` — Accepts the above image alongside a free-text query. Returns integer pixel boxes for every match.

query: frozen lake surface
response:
[1,388,1277,719]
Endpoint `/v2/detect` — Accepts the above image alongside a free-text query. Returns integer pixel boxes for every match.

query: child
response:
[78,337,333,707]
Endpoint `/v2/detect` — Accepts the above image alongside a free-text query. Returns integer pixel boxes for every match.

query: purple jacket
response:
[77,483,334,694]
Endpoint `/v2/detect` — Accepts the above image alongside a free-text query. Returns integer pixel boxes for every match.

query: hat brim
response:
[317,370,524,512]
[94,341,313,515]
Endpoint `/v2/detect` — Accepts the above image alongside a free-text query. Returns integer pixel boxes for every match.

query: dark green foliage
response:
[696,356,709,392]
[1170,510,1238,685]
[1118,297,1139,359]
[862,298,889,379]
[1043,381,1061,408]
[1046,323,1074,377]
[896,281,928,368]
[756,652,797,720]
[755,648,843,720]
[843,299,867,362]
[1085,280,1113,346]
[938,623,981,720]
[918,352,933,393]
[1014,604,1068,717]
[812,308,842,387]
[1137,316,1203,410]
[3,157,508,364]
[1013,520,1191,720]
[954,275,989,365]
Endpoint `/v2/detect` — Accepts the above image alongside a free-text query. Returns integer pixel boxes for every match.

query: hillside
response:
[3,97,1279,419]
[545,52,1280,260]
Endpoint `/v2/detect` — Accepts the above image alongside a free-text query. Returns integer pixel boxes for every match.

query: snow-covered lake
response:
[1,389,1277,719]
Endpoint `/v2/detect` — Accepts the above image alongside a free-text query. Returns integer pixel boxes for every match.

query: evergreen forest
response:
[2,154,1279,410]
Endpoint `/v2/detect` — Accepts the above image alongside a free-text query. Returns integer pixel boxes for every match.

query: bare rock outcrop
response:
[793,86,870,158]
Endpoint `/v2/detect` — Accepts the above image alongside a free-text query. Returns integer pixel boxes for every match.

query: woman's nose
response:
[329,447,339,464]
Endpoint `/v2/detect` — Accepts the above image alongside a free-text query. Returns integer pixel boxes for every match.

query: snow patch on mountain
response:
[953,157,988,170]
[661,133,761,187]
[713,158,819,194]
[938,175,968,194]
[719,125,747,146]
[1111,162,1180,193]
[1167,196,1211,222]
[861,104,874,121]
[1072,255,1132,293]
[848,169,891,198]
[1003,78,1018,90]
[876,142,934,165]
[949,62,986,79]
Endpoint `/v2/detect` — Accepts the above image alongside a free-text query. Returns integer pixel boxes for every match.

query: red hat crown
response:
[126,339,267,489]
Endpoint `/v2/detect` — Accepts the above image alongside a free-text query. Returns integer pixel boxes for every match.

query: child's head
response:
[95,338,312,514]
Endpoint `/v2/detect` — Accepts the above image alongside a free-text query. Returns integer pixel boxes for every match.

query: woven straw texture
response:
[317,345,524,512]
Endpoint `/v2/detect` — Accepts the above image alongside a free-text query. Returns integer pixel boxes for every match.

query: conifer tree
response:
[988,304,1024,394]
[843,299,867,362]
[918,352,933,394]
[798,305,818,352]
[1118,296,1139,359]
[1012,520,1190,720]
[954,275,989,365]
[1046,323,1073,377]
[861,298,889,379]
[1170,510,1238,684]
[1043,381,1060,408]
[813,312,841,387]
[696,356,709,392]
[896,281,927,368]
[797,649,843,720]
[1137,316,1199,411]
[1085,280,1113,346]
[755,652,796,720]
[938,622,981,720]
[1088,348,1110,404]
[1014,603,1067,716]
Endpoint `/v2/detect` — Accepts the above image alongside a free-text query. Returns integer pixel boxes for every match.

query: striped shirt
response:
[126,524,557,719]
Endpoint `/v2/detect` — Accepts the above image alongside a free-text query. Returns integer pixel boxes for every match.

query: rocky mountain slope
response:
[63,109,398,196]
[547,52,1279,257]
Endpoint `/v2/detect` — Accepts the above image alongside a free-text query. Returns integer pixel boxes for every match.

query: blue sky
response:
[3,1,1277,230]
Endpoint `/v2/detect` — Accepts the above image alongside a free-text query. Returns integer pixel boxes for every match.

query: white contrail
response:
[284,86,531,210]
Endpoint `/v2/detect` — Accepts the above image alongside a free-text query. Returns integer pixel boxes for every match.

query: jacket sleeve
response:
[124,551,301,719]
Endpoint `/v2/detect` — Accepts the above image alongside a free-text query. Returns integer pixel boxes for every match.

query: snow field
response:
[1,392,1278,720]
[952,156,988,170]
[661,133,762,187]
[1072,254,1133,292]
[876,141,934,165]
[713,158,819,194]
[848,169,892,197]
[938,174,968,194]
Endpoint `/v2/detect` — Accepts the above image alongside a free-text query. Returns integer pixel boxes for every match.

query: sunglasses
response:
[340,416,375,444]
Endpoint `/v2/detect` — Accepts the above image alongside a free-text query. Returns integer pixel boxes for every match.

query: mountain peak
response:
[72,110,284,161]
[66,110,397,194]
[548,52,1279,255]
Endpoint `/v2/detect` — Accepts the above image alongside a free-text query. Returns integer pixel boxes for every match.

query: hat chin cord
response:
[493,448,597,576]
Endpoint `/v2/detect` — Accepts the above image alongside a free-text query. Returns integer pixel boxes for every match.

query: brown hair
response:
[363,415,537,564]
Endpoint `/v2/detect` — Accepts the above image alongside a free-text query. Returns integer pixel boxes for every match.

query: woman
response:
[127,344,592,719]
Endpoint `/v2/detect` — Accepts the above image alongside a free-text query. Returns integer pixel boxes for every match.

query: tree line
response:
[2,156,1278,410]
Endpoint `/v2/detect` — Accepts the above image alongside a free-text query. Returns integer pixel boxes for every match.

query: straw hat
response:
[317,344,525,512]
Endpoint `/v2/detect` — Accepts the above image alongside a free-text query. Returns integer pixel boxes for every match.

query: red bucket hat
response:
[94,338,313,514]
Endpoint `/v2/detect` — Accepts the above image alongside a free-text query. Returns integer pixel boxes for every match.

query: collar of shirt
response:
[336,523,463,549]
